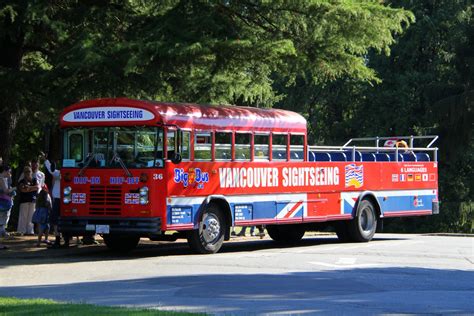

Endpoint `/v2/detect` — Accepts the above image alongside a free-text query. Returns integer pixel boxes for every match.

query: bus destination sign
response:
[63,106,155,122]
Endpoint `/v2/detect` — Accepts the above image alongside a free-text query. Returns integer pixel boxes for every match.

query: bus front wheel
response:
[102,235,140,252]
[187,204,225,254]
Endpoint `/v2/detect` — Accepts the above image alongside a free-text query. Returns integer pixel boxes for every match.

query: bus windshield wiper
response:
[78,152,96,176]
[110,152,133,178]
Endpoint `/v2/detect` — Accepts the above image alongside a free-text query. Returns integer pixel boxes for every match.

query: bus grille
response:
[89,185,122,215]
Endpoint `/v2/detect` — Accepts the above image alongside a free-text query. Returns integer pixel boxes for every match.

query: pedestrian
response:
[0,165,15,238]
[31,158,45,189]
[18,158,45,190]
[17,166,39,235]
[32,184,52,246]
[44,159,62,248]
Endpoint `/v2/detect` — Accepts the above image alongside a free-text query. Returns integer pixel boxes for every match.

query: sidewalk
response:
[0,235,101,260]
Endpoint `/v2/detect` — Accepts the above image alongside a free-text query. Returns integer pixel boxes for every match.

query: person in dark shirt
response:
[17,166,39,235]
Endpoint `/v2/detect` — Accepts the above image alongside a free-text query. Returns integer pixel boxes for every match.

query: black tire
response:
[348,199,377,242]
[266,225,305,243]
[187,204,226,254]
[102,235,140,252]
[335,222,352,242]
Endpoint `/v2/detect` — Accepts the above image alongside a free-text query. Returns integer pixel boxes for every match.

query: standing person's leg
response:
[36,223,43,246]
[43,224,50,244]
[238,226,247,236]
[26,202,36,235]
[0,209,9,237]
[250,226,256,236]
[4,208,11,236]
[17,203,28,234]
[50,198,60,248]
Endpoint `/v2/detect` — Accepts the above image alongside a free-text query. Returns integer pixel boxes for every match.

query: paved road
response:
[1,233,473,315]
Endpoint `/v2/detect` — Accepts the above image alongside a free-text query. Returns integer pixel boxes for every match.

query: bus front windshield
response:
[63,127,163,168]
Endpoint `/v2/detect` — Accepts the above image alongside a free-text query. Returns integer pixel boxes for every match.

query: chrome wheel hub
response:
[201,213,221,243]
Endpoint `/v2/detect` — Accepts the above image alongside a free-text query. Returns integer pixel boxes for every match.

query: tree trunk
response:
[0,110,19,164]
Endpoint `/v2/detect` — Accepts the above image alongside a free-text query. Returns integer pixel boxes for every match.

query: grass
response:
[0,297,203,315]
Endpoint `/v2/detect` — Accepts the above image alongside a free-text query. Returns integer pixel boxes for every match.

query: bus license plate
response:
[96,225,110,234]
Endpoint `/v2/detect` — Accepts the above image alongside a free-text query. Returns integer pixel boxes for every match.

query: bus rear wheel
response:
[187,204,225,254]
[348,199,377,242]
[267,225,305,243]
[102,235,140,252]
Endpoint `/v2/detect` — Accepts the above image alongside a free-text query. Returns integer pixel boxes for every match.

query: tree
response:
[290,0,473,232]
[0,0,413,163]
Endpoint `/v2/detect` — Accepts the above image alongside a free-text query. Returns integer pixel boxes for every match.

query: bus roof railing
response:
[308,144,439,162]
[343,135,439,148]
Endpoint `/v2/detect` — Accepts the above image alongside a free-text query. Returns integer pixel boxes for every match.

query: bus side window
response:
[194,132,212,161]
[215,132,232,161]
[181,131,190,160]
[272,134,287,161]
[290,134,304,161]
[254,134,269,160]
[235,133,251,161]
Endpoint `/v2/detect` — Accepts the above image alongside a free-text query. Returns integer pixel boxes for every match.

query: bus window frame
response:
[289,133,305,161]
[271,132,288,161]
[194,130,213,161]
[253,133,270,161]
[214,130,233,161]
[234,132,252,161]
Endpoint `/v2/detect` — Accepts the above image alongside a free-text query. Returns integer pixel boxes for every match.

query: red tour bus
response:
[59,98,439,253]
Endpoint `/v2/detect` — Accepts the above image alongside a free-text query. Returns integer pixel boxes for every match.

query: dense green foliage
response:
[0,1,471,232]
[0,0,413,161]
[277,0,473,232]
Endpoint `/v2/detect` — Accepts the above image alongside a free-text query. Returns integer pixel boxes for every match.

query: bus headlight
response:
[63,186,72,204]
[139,186,149,205]
[63,186,72,196]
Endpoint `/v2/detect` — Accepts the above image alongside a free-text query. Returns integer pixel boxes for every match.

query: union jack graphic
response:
[345,164,364,188]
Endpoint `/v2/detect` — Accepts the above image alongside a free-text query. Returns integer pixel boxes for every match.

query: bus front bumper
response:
[58,216,161,236]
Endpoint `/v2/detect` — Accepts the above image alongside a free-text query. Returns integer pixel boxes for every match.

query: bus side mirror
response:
[171,153,182,164]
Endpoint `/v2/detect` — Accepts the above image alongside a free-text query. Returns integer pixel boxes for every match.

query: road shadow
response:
[0,234,408,268]
[0,267,472,314]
